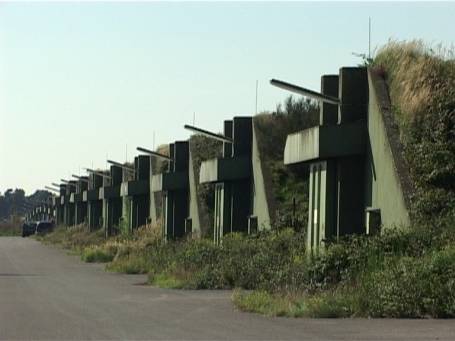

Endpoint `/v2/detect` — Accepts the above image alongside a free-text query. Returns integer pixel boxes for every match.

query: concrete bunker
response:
[71,175,88,226]
[143,141,196,240]
[272,66,411,251]
[53,184,66,225]
[62,181,76,226]
[117,155,150,233]
[186,116,272,243]
[100,165,123,236]
[83,170,104,231]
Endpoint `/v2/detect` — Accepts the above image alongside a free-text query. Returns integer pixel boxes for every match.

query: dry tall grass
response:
[374,40,455,126]
[372,40,455,220]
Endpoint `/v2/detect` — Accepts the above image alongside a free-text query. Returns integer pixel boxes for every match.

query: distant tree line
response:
[0,189,52,220]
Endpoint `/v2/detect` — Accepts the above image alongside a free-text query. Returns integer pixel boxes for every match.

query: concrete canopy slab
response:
[87,189,100,201]
[199,156,251,184]
[120,179,149,197]
[151,172,188,192]
[99,185,121,199]
[284,120,366,165]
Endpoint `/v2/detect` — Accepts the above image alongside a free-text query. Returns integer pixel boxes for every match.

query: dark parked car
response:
[35,221,54,235]
[22,222,37,237]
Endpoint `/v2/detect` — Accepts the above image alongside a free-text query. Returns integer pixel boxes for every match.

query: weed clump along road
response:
[40,215,455,318]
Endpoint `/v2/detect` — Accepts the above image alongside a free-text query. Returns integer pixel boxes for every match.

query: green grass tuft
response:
[81,245,116,263]
[149,273,185,289]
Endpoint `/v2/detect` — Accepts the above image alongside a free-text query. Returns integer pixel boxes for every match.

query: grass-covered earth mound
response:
[372,40,455,221]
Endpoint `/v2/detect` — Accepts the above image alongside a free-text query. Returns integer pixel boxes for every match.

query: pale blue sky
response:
[1,1,454,195]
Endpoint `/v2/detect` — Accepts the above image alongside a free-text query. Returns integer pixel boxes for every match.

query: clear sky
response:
[1,1,454,195]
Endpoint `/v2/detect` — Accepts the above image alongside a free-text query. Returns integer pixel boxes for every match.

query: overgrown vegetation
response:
[41,218,455,317]
[0,219,21,236]
[38,223,106,252]
[372,40,455,222]
[234,219,455,318]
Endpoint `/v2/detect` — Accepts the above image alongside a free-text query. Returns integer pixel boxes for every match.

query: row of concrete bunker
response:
[28,66,413,250]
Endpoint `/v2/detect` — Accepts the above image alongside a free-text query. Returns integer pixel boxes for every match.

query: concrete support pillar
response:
[75,202,87,225]
[121,196,132,234]
[88,200,102,231]
[163,192,172,240]
[64,203,75,226]
[132,194,149,229]
[307,160,337,251]
[163,190,188,240]
[68,203,75,226]
[106,198,122,236]
[336,156,365,236]
[231,179,252,233]
[57,205,64,225]
[307,157,366,252]
[213,183,232,244]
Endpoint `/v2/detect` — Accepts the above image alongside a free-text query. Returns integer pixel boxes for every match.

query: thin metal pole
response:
[368,17,371,60]
[184,124,233,143]
[255,80,258,114]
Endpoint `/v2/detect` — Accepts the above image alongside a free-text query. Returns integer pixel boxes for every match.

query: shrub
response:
[149,272,185,289]
[107,251,150,274]
[303,289,356,318]
[360,247,455,317]
[232,290,292,317]
[0,220,21,236]
[82,245,116,263]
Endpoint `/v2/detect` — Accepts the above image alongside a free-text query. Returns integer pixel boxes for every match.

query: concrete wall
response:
[149,157,157,225]
[121,196,132,233]
[251,122,271,231]
[365,71,412,229]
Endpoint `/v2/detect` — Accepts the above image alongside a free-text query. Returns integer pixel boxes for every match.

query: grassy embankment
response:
[40,40,455,318]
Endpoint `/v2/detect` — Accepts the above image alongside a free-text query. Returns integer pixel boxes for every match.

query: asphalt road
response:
[0,237,454,341]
